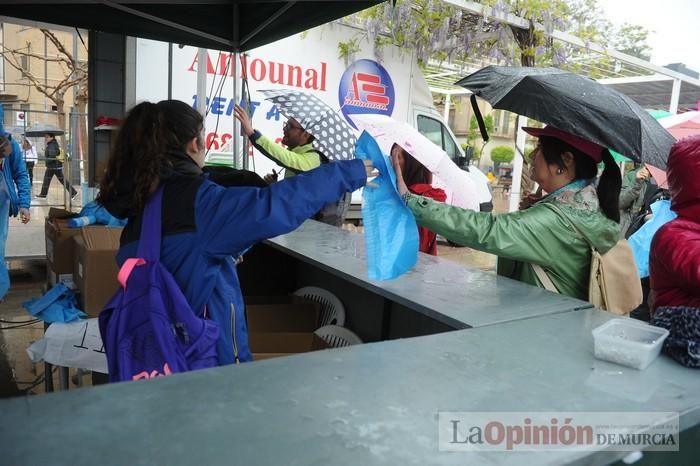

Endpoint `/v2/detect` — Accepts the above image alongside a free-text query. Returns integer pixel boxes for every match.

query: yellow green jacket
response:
[250,130,321,178]
[407,182,620,300]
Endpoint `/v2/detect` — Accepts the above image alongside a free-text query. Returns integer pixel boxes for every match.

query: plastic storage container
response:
[592,318,669,370]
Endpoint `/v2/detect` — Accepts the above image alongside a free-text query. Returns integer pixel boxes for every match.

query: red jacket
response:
[649,136,700,313]
[409,183,447,255]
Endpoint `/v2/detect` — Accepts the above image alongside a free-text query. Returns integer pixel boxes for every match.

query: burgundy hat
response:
[523,126,604,163]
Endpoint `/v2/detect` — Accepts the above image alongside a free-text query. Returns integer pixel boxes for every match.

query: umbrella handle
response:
[470,95,490,142]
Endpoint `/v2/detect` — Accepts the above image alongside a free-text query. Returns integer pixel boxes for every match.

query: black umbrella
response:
[456,66,675,169]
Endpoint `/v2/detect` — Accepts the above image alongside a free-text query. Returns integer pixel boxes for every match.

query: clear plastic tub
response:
[592,318,669,370]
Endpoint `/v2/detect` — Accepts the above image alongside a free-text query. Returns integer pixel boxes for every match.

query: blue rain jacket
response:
[115,160,366,365]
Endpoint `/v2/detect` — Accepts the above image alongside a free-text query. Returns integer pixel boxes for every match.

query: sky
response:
[597,0,700,74]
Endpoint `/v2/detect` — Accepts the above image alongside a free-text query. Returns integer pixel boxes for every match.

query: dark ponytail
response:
[540,136,621,222]
[98,100,203,213]
[596,148,622,222]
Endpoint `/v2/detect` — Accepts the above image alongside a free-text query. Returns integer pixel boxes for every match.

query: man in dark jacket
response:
[36,133,77,199]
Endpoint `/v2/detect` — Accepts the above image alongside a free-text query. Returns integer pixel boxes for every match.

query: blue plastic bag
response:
[355,131,418,280]
[628,199,677,278]
[23,283,87,323]
[67,200,127,228]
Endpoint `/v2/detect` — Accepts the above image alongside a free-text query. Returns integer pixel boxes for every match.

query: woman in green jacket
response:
[394,126,621,300]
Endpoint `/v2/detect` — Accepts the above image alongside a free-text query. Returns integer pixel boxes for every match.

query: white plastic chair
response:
[314,325,363,348]
[292,286,346,327]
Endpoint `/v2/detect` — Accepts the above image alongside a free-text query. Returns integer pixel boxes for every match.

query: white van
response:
[133,22,490,215]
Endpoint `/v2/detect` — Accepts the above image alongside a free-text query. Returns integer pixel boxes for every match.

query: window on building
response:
[20,54,29,77]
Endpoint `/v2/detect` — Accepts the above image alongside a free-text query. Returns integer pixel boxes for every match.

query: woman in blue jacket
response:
[1,129,31,300]
[98,100,371,365]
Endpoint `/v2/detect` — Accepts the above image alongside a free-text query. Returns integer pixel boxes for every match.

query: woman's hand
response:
[233,105,255,137]
[390,151,409,196]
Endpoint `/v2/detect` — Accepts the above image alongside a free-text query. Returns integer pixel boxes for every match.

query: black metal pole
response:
[167,42,173,100]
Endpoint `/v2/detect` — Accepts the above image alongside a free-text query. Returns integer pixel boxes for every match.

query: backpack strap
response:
[136,186,164,261]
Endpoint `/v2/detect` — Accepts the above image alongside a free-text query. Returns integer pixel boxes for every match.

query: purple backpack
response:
[99,187,219,382]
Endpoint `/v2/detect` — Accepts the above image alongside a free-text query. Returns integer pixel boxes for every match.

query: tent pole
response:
[196,48,207,117]
[233,3,242,170]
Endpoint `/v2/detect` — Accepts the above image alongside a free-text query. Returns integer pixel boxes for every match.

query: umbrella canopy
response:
[24,125,64,137]
[657,110,700,129]
[350,114,479,211]
[667,121,700,140]
[645,164,668,190]
[260,89,356,161]
[456,66,675,169]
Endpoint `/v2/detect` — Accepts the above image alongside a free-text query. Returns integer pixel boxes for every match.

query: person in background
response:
[98,99,373,366]
[391,143,446,255]
[22,139,37,190]
[233,104,351,227]
[393,126,621,301]
[649,135,700,367]
[0,130,31,300]
[36,133,77,200]
[618,163,651,238]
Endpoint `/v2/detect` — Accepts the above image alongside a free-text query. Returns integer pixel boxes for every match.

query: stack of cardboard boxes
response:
[45,209,122,317]
[45,210,332,360]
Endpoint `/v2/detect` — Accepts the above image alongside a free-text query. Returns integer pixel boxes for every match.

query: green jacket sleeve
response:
[250,132,320,173]
[407,194,570,267]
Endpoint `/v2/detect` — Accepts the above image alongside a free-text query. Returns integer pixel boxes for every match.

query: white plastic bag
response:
[26,318,108,373]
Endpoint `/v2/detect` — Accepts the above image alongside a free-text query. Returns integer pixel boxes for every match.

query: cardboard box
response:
[246,302,320,333]
[73,226,123,316]
[245,297,327,360]
[45,208,80,276]
[249,333,329,360]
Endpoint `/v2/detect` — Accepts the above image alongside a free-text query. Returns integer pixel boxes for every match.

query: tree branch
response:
[0,47,70,65]
[0,48,59,102]
[41,29,75,67]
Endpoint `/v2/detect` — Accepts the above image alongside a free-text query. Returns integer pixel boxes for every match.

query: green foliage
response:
[611,23,652,60]
[338,0,652,72]
[490,145,516,164]
[337,38,361,65]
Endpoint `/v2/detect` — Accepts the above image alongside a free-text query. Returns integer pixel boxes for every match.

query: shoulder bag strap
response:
[540,202,593,249]
[136,186,164,261]
[532,264,559,293]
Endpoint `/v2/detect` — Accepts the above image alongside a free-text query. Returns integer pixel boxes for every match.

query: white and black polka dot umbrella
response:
[260,89,356,161]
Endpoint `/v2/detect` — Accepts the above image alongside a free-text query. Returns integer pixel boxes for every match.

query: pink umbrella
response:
[350,114,479,211]
[644,163,668,189]
[667,121,700,140]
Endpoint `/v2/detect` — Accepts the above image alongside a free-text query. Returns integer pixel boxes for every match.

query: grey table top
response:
[266,220,592,329]
[2,309,698,466]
